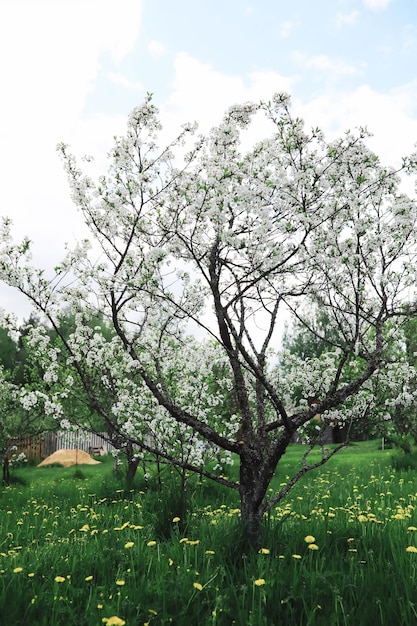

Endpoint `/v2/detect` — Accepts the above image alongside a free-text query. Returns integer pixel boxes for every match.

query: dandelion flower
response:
[13,567,23,573]
[54,576,65,583]
[304,535,315,543]
[308,544,319,551]
[115,580,126,586]
[28,572,35,577]
[408,526,417,531]
[124,542,134,549]
[406,546,417,553]
[147,541,157,547]
[292,554,302,559]
[259,548,270,554]
[205,550,215,555]
[193,582,203,591]
[172,517,180,523]
[254,578,266,586]
[85,575,93,581]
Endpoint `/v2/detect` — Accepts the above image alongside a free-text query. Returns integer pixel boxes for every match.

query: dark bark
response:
[239,448,265,548]
[125,442,140,483]
[2,455,10,485]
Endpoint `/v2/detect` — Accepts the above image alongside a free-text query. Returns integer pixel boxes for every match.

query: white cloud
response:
[163,53,417,191]
[0,0,144,319]
[298,82,417,173]
[336,10,360,27]
[107,72,144,91]
[363,0,393,11]
[402,25,417,53]
[163,52,295,134]
[280,20,296,38]
[305,54,360,75]
[148,39,167,57]
[293,52,363,81]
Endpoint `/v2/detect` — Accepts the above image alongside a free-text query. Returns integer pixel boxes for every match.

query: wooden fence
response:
[8,431,115,459]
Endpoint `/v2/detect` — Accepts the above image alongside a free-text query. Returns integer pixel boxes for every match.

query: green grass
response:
[1,442,417,625]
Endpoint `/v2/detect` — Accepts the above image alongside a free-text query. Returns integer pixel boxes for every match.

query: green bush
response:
[391,451,417,471]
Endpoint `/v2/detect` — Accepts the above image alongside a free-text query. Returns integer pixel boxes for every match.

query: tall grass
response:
[1,444,417,625]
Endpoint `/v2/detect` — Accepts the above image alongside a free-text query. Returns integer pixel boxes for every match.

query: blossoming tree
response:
[1,93,417,540]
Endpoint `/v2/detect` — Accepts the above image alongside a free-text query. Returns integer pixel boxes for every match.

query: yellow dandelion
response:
[97,604,103,609]
[168,558,174,566]
[259,548,270,554]
[406,546,417,553]
[408,526,417,531]
[205,550,215,555]
[115,580,125,586]
[172,517,180,522]
[254,578,266,586]
[304,535,316,543]
[308,544,319,551]
[54,576,65,583]
[85,575,93,581]
[147,540,157,547]
[28,572,35,577]
[124,542,134,549]
[13,567,23,573]
[193,582,203,591]
[292,554,302,559]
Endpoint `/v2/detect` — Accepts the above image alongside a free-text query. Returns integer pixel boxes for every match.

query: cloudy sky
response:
[0,0,416,319]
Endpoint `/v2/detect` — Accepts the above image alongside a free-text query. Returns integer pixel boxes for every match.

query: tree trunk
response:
[401,440,412,455]
[2,455,10,485]
[239,455,264,549]
[125,442,139,483]
[126,457,139,482]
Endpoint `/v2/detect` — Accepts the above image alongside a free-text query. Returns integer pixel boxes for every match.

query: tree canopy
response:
[1,93,417,540]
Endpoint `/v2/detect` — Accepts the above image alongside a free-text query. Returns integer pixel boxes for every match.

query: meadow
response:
[1,441,417,625]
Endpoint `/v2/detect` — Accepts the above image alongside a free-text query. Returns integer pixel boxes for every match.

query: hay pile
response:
[37,449,101,468]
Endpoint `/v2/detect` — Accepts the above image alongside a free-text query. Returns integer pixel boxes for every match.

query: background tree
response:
[1,93,417,543]
[282,307,417,447]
